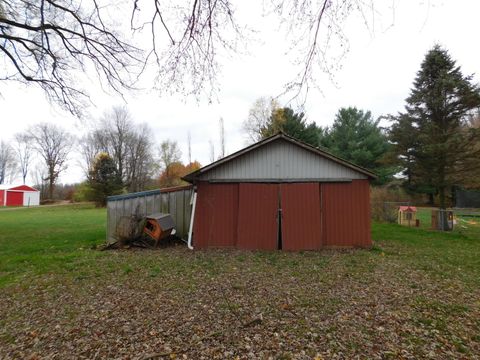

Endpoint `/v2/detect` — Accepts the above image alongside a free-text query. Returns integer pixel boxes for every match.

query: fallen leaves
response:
[0,247,479,359]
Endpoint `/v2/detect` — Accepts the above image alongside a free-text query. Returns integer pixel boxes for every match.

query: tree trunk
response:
[438,186,450,231]
[48,167,55,200]
[49,179,54,200]
[450,186,456,207]
[439,186,446,209]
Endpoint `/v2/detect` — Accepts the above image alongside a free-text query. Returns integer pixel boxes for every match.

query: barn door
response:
[193,183,239,248]
[237,183,279,250]
[280,183,322,250]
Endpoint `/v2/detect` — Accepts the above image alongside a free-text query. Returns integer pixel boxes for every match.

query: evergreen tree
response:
[88,153,123,207]
[390,45,480,209]
[262,107,321,147]
[322,107,393,183]
[387,114,416,187]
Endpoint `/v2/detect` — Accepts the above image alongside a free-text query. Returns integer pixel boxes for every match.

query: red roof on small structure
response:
[0,184,39,192]
[399,206,417,212]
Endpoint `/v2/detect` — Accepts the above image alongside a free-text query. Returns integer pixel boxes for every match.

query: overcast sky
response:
[1,0,479,185]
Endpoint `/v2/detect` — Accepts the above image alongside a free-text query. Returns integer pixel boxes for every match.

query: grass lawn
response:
[0,204,479,359]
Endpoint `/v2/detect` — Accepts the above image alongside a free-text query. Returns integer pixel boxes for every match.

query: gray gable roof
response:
[183,133,377,183]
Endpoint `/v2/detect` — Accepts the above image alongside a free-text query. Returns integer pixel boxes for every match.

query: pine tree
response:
[387,114,416,187]
[390,45,480,209]
[88,153,123,207]
[322,107,393,183]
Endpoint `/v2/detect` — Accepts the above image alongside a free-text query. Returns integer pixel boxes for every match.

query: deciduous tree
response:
[80,107,155,192]
[27,123,73,199]
[158,161,201,188]
[13,133,33,184]
[1,1,400,114]
[244,100,321,147]
[0,140,15,184]
[243,97,280,142]
[159,140,181,171]
[219,117,226,159]
[0,0,140,116]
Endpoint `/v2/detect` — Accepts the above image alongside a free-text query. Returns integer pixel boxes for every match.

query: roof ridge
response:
[182,133,377,182]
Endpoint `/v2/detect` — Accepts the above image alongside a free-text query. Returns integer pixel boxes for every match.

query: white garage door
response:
[23,192,40,206]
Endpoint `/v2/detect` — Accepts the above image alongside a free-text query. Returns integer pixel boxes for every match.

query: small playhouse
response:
[0,184,40,207]
[398,206,417,227]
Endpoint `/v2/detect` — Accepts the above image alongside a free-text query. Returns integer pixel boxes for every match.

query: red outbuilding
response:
[183,133,377,250]
[0,184,40,207]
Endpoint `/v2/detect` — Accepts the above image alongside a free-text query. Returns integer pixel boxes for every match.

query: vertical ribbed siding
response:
[322,180,371,247]
[192,180,371,250]
[105,186,193,243]
[280,183,322,250]
[236,183,278,250]
[199,139,367,181]
[193,182,238,248]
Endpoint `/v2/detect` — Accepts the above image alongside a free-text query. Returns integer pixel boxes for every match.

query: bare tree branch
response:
[0,0,142,117]
[27,123,74,199]
[0,140,15,184]
[1,0,396,111]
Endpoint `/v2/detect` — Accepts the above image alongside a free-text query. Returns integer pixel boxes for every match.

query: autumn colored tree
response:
[158,161,201,188]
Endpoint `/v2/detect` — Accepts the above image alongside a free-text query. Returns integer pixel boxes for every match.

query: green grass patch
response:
[1,203,479,291]
[0,204,107,286]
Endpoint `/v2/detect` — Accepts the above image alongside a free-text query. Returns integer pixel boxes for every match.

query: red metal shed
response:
[183,133,376,250]
[0,184,40,207]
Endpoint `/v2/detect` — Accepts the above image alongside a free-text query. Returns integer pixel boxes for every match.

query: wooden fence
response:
[106,185,193,244]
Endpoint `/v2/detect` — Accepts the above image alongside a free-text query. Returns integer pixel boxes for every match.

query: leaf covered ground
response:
[0,205,479,359]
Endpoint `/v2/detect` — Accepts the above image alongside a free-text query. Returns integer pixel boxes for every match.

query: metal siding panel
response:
[160,193,168,213]
[145,195,153,214]
[106,186,194,243]
[183,190,192,238]
[153,194,160,213]
[322,180,371,247]
[106,201,116,242]
[281,183,322,250]
[176,192,184,237]
[237,183,278,250]
[168,193,175,219]
[198,139,367,181]
[193,182,238,248]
